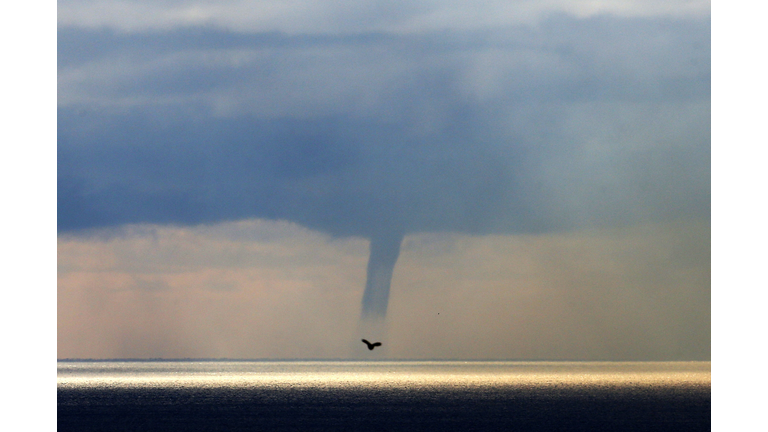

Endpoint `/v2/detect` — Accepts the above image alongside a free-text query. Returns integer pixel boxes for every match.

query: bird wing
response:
[373,342,382,347]
[362,339,371,345]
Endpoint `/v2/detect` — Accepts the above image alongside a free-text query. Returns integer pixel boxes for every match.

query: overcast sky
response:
[57,0,710,360]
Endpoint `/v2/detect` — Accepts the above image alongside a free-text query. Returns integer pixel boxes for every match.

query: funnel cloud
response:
[361,233,404,319]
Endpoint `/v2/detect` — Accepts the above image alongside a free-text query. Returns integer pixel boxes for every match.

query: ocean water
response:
[58,361,710,431]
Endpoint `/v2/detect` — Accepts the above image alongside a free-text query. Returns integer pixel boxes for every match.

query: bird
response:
[361,339,382,350]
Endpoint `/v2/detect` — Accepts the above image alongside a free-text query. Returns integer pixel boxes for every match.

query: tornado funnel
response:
[360,233,404,319]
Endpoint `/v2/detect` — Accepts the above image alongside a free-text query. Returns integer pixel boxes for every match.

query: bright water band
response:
[58,361,710,431]
[58,360,710,388]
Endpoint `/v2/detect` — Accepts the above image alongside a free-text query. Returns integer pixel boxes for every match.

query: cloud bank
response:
[58,14,710,238]
[58,1,709,338]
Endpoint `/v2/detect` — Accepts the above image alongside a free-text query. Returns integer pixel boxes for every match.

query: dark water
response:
[58,361,710,431]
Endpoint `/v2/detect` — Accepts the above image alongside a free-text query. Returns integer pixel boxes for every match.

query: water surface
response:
[58,361,710,431]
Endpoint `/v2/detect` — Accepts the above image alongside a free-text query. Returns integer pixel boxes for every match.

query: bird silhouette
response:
[361,339,382,350]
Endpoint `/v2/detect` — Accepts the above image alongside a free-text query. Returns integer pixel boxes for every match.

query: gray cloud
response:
[58,14,709,234]
[59,16,710,110]
[57,0,710,33]
[58,12,709,322]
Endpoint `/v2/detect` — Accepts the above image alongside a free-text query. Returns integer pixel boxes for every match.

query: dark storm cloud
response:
[58,110,529,236]
[57,14,710,238]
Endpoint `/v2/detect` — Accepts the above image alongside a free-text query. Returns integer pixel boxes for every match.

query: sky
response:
[57,0,710,360]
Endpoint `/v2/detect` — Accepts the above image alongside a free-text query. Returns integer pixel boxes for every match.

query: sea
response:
[58,360,710,431]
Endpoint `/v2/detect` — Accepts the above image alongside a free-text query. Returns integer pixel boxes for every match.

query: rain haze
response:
[57,0,710,360]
